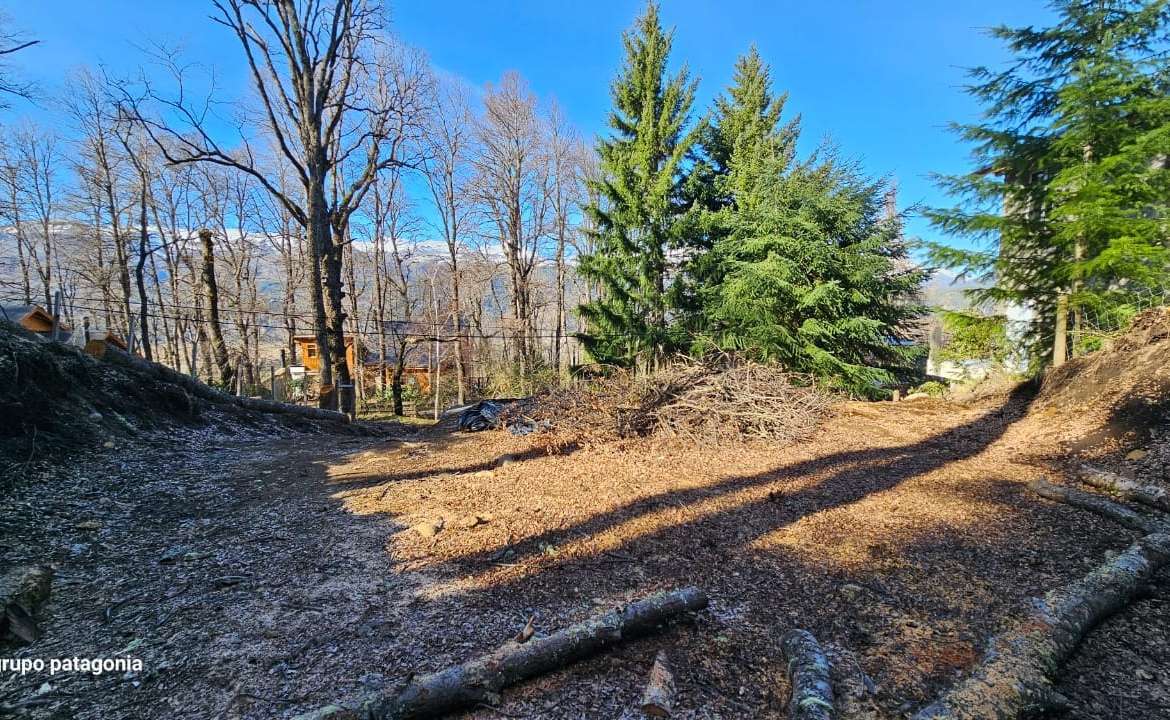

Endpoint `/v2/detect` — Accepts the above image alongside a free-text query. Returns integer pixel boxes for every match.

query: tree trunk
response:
[392,343,407,417]
[913,533,1170,720]
[135,185,153,362]
[451,264,465,405]
[1052,293,1069,367]
[199,229,233,387]
[1029,478,1165,534]
[344,237,364,411]
[324,234,352,416]
[1078,465,1169,512]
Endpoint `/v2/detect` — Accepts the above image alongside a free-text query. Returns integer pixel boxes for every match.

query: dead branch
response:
[298,587,707,720]
[913,532,1170,720]
[1078,464,1170,512]
[781,629,835,720]
[1029,478,1166,533]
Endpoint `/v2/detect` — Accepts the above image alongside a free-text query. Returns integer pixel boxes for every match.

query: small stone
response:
[88,411,103,421]
[1136,668,1155,681]
[1126,449,1148,460]
[75,520,102,531]
[413,519,444,538]
[455,514,488,529]
[103,440,115,448]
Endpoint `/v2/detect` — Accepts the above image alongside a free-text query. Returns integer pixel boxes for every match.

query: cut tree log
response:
[781,629,835,720]
[1,566,52,644]
[1078,465,1170,512]
[640,650,676,717]
[297,587,707,720]
[1029,478,1165,533]
[913,532,1170,720]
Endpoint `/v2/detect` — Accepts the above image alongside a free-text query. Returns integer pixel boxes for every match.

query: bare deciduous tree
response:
[123,0,424,415]
[423,78,474,403]
[472,72,551,382]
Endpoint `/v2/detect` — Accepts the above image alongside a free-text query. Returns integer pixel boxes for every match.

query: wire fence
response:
[1069,285,1170,353]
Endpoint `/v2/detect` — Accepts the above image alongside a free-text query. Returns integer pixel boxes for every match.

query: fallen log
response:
[1029,478,1165,533]
[1,566,52,644]
[1078,465,1170,512]
[298,587,707,720]
[88,340,348,424]
[640,650,676,717]
[236,395,350,422]
[913,532,1170,720]
[781,629,835,720]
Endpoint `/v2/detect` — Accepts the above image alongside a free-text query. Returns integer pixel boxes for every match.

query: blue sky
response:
[5,0,1056,250]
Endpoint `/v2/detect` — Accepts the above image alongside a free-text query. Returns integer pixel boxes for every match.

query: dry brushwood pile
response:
[502,359,830,444]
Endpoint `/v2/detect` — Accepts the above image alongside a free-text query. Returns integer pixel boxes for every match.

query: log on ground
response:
[640,650,676,717]
[913,532,1170,720]
[1028,478,1165,534]
[300,587,707,720]
[1,566,52,644]
[781,629,835,720]
[1079,464,1170,512]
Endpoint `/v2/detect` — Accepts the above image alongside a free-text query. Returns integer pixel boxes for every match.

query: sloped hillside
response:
[1029,307,1170,480]
[0,321,366,472]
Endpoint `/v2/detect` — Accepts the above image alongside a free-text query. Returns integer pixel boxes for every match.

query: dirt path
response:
[2,390,1168,718]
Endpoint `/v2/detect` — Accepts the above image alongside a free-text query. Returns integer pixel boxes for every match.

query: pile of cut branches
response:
[504,357,829,444]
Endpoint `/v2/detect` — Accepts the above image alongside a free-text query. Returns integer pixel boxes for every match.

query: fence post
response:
[51,290,62,342]
[270,366,277,402]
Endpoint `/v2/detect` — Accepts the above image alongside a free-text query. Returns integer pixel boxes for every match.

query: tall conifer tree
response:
[694,53,926,397]
[577,3,699,371]
[926,0,1170,366]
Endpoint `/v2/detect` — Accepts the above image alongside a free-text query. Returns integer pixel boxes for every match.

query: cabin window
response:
[306,345,317,358]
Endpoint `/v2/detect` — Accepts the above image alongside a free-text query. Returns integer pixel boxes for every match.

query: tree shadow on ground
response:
[422,381,1041,588]
[295,378,1170,719]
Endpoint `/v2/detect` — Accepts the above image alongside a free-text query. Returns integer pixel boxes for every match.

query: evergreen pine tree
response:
[674,47,799,334]
[925,0,1170,367]
[577,3,699,371]
[700,151,927,397]
[695,53,927,397]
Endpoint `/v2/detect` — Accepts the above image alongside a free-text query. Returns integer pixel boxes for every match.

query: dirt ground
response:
[2,386,1169,719]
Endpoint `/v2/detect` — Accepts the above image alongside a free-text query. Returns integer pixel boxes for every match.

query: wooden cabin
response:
[364,361,433,394]
[293,334,359,375]
[1,304,72,341]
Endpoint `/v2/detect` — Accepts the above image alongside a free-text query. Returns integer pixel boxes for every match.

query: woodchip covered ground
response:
[2,380,1169,718]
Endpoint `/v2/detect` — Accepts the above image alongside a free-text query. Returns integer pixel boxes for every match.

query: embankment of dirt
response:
[0,321,374,471]
[1031,307,1170,477]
